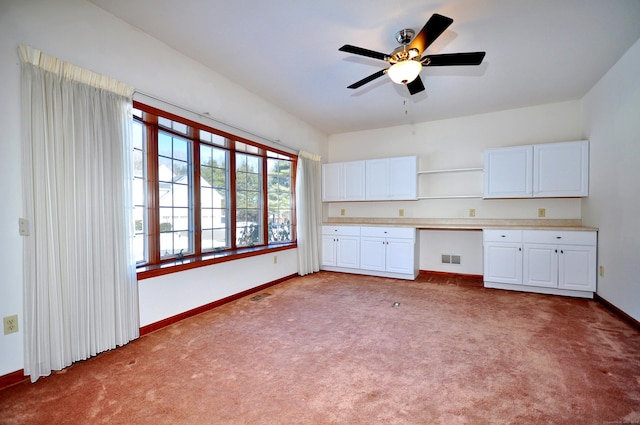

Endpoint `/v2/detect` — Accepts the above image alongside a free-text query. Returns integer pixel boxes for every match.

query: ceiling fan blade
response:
[339,45,389,61]
[424,52,486,66]
[407,76,425,95]
[407,14,453,56]
[347,69,387,89]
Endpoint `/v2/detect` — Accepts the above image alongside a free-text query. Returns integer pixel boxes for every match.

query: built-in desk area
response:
[322,218,597,298]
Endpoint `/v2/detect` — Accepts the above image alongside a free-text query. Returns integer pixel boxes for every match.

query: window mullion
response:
[290,158,298,242]
[192,137,201,255]
[262,155,269,245]
[146,123,161,265]
[229,142,237,250]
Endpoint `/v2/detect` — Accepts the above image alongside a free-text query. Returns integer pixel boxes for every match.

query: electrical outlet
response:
[18,218,29,236]
[399,209,405,217]
[273,255,277,264]
[469,208,476,217]
[599,266,604,277]
[538,208,546,218]
[340,208,345,216]
[3,315,18,335]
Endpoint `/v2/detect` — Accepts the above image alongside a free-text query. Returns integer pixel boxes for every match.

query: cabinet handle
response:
[555,249,558,253]
[556,236,562,239]
[519,247,521,251]
[501,235,506,238]
[560,250,564,254]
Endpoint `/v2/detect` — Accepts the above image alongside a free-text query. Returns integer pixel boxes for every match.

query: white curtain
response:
[295,150,322,275]
[19,45,139,382]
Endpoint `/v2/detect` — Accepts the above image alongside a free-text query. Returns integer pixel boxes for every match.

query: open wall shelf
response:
[418,167,483,199]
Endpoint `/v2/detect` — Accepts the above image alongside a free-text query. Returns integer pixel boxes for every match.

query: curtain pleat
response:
[19,45,139,382]
[295,151,322,275]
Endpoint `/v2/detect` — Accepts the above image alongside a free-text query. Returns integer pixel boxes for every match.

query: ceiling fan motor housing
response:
[395,28,415,45]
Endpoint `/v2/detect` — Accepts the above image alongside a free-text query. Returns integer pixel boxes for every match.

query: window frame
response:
[133,101,297,279]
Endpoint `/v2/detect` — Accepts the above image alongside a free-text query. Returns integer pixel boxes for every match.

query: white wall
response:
[139,250,297,327]
[327,101,584,275]
[582,38,640,322]
[0,0,326,376]
[419,230,484,275]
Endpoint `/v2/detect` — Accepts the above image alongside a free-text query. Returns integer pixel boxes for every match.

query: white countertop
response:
[324,217,598,231]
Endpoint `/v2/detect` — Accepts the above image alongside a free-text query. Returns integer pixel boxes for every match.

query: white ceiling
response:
[89,0,640,135]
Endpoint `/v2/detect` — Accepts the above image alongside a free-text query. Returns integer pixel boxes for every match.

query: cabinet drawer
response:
[361,226,415,239]
[322,226,360,236]
[523,230,596,245]
[483,229,522,243]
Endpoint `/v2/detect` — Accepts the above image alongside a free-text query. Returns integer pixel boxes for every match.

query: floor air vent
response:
[250,293,271,302]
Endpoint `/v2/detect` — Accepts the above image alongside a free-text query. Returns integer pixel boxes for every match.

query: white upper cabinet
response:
[322,160,365,202]
[483,146,533,198]
[533,140,589,197]
[322,156,417,202]
[484,141,589,198]
[365,156,417,201]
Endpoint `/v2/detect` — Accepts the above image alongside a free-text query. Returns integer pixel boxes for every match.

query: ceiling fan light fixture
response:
[388,60,422,85]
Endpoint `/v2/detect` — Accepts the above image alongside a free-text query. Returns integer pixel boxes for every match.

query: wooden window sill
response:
[137,243,296,280]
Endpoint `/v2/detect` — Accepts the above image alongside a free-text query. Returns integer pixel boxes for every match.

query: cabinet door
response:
[322,163,343,201]
[533,141,589,197]
[321,235,337,267]
[336,235,360,269]
[483,146,533,198]
[360,236,386,272]
[558,245,596,291]
[365,156,417,201]
[483,242,523,284]
[385,237,415,274]
[387,156,417,200]
[365,158,388,200]
[343,161,366,200]
[523,244,558,288]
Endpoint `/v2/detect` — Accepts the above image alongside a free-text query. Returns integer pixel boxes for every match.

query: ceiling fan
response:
[339,13,486,95]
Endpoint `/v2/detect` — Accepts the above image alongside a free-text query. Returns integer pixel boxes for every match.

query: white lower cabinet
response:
[483,230,523,285]
[484,229,596,298]
[321,226,361,269]
[522,243,558,288]
[522,230,597,292]
[321,226,418,280]
[360,227,417,276]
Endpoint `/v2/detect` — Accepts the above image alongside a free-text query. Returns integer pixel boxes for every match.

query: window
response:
[132,102,296,274]
[200,142,230,251]
[158,130,192,258]
[235,149,263,247]
[132,115,147,264]
[267,152,293,243]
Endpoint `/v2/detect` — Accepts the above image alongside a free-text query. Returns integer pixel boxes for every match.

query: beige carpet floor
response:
[1,271,639,424]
